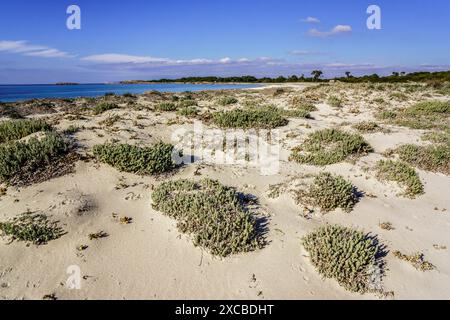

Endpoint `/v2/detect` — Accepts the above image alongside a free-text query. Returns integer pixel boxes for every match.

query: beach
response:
[0,82,449,300]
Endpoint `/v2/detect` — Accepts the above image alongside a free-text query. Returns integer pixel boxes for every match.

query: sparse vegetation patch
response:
[353,121,382,133]
[93,142,177,175]
[393,251,435,271]
[302,224,384,293]
[290,129,373,166]
[295,172,360,213]
[218,96,238,106]
[0,132,69,185]
[212,106,289,129]
[391,144,450,175]
[375,160,424,198]
[152,179,265,256]
[92,103,118,115]
[0,119,51,144]
[0,212,64,245]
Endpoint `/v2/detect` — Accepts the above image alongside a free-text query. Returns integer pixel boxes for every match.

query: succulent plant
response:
[290,128,373,165]
[302,224,383,293]
[152,179,265,257]
[93,142,176,175]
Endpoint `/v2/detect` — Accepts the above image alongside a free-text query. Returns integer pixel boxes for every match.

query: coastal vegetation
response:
[290,129,373,165]
[152,179,265,257]
[302,224,384,293]
[295,172,360,213]
[0,132,69,185]
[0,119,51,144]
[212,106,289,129]
[389,144,450,175]
[93,142,177,175]
[375,160,424,198]
[0,212,65,245]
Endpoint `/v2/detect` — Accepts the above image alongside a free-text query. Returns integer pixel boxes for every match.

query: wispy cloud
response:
[288,50,328,56]
[308,25,352,37]
[0,40,75,58]
[81,53,261,67]
[302,16,320,24]
[81,53,168,64]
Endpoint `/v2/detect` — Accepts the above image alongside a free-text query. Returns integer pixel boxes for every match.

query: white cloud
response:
[81,53,258,67]
[308,25,352,37]
[0,40,75,58]
[302,17,320,24]
[82,53,169,64]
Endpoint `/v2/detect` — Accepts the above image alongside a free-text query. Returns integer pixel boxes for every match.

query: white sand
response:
[1,82,449,300]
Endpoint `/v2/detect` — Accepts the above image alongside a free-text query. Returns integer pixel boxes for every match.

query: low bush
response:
[422,131,450,145]
[353,121,381,133]
[212,106,289,129]
[377,100,449,130]
[302,224,383,293]
[155,102,177,112]
[392,144,450,175]
[93,142,176,175]
[177,99,197,108]
[177,106,199,117]
[0,212,64,245]
[92,103,118,115]
[327,96,343,108]
[0,119,51,144]
[375,160,424,198]
[218,96,238,106]
[290,129,373,166]
[0,132,68,184]
[296,172,359,213]
[152,179,265,256]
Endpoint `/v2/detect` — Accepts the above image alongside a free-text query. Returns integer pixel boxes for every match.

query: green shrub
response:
[0,132,68,184]
[353,121,381,133]
[284,108,312,119]
[93,142,176,175]
[0,212,64,245]
[155,102,177,112]
[177,106,199,117]
[218,96,238,106]
[290,129,373,165]
[177,99,197,108]
[296,172,359,213]
[327,96,343,108]
[376,110,397,120]
[0,119,51,144]
[378,101,449,130]
[212,106,288,129]
[422,131,450,145]
[406,100,450,116]
[393,144,450,175]
[302,224,382,293]
[92,103,118,115]
[375,160,424,198]
[152,179,264,256]
[295,103,317,112]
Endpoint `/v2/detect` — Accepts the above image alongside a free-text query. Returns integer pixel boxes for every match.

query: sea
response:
[0,83,259,102]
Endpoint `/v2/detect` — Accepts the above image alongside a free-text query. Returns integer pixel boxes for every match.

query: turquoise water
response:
[0,83,259,102]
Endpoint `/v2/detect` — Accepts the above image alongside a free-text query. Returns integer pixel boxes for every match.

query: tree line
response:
[120,70,450,84]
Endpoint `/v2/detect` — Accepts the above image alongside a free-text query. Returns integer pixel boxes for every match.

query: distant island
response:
[120,71,450,85]
[55,82,79,86]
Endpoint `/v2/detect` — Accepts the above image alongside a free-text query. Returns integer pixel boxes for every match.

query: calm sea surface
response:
[0,83,259,102]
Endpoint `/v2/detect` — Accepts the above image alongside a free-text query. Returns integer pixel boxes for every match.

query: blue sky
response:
[0,0,449,83]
